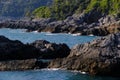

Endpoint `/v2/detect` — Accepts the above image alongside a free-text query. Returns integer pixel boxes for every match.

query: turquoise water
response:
[0,28,119,80]
[0,28,96,48]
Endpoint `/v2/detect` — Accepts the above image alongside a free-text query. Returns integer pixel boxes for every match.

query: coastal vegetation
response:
[32,6,51,18]
[33,0,120,20]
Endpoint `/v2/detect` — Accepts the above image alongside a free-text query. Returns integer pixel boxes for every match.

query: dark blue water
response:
[0,69,119,80]
[0,28,119,80]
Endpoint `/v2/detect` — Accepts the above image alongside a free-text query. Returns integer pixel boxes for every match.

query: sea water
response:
[0,28,96,48]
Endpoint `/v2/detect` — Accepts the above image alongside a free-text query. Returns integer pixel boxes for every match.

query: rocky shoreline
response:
[0,14,120,36]
[48,33,120,76]
[0,33,120,76]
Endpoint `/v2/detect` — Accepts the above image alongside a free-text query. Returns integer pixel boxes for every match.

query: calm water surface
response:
[0,28,119,80]
[0,28,96,48]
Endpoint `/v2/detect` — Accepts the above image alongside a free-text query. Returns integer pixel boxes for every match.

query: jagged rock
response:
[49,33,120,76]
[0,35,70,60]
[98,15,119,26]
[30,40,70,59]
[0,14,120,36]
[0,36,71,70]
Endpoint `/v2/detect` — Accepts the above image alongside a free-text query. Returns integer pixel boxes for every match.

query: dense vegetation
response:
[32,6,51,18]
[86,0,120,15]
[0,0,52,18]
[33,0,120,20]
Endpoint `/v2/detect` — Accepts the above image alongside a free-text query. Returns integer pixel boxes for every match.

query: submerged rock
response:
[49,33,120,76]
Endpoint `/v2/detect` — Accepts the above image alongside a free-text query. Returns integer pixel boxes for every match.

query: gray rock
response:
[0,59,36,71]
[49,33,120,76]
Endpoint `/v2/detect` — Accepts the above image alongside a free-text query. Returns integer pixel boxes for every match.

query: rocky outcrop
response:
[0,59,50,71]
[30,40,70,59]
[49,33,120,76]
[0,36,39,60]
[82,20,120,36]
[0,36,70,60]
[0,36,70,70]
[0,14,119,36]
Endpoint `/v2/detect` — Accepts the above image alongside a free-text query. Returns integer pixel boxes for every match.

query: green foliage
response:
[108,0,120,15]
[85,0,120,15]
[32,6,51,18]
[51,0,79,20]
[33,0,120,20]
[85,0,100,12]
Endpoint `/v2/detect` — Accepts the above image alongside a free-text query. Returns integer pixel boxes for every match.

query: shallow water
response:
[0,28,119,80]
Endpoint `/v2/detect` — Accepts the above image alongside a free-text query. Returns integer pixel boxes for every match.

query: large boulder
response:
[49,33,120,76]
[30,40,70,59]
[0,36,39,60]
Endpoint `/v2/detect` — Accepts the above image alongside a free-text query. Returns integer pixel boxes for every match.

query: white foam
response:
[72,70,87,74]
[45,33,58,36]
[80,71,86,74]
[89,34,94,36]
[41,68,60,71]
[72,33,81,36]
[33,30,38,33]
